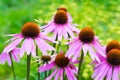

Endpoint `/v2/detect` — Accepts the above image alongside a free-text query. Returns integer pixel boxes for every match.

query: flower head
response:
[21,22,40,38]
[33,53,56,67]
[107,49,120,65]
[79,27,94,43]
[4,22,56,58]
[41,8,79,41]
[38,52,78,80]
[92,49,120,80]
[66,27,105,62]
[54,10,68,24]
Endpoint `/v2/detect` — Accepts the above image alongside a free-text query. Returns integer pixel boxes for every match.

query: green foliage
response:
[0,0,120,80]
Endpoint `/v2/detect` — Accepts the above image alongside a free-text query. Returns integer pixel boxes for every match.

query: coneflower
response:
[41,8,79,41]
[39,52,78,80]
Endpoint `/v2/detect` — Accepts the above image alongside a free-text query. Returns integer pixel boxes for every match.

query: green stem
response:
[36,45,40,80]
[45,71,47,79]
[27,54,31,80]
[49,36,58,75]
[67,34,70,49]
[77,50,84,80]
[10,53,16,80]
[56,41,61,53]
[51,36,58,55]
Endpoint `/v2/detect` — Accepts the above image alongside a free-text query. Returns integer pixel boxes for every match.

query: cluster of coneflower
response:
[0,7,120,80]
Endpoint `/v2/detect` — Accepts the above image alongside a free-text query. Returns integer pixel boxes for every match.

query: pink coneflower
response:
[92,49,120,80]
[38,52,78,80]
[5,22,56,58]
[0,48,20,66]
[42,8,79,41]
[66,27,106,62]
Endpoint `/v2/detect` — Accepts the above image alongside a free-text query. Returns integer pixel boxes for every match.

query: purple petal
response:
[65,25,74,38]
[40,38,55,51]
[88,45,100,62]
[112,66,119,80]
[19,40,26,58]
[52,29,58,41]
[92,40,106,57]
[72,45,82,62]
[3,38,22,53]
[106,66,112,80]
[12,48,20,62]
[55,69,62,80]
[92,61,106,78]
[60,69,63,80]
[24,38,34,55]
[65,67,75,80]
[35,37,47,54]
[7,54,11,66]
[83,44,89,56]
[40,33,58,43]
[42,23,55,34]
[62,26,68,39]
[39,62,55,72]
[46,68,58,80]
[0,53,8,64]
[66,41,82,57]
[98,64,110,80]
[94,63,107,80]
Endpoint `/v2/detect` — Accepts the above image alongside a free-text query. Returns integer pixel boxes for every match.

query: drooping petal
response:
[46,68,58,80]
[94,63,107,80]
[106,66,112,80]
[12,48,20,62]
[52,29,58,41]
[92,39,106,57]
[92,61,106,78]
[66,41,82,57]
[42,23,55,34]
[88,45,100,62]
[82,44,89,56]
[38,62,56,72]
[65,25,74,38]
[40,33,58,43]
[55,69,62,80]
[35,37,47,54]
[60,68,63,80]
[4,34,20,44]
[72,45,82,62]
[112,66,119,80]
[0,53,8,65]
[67,67,77,80]
[7,54,11,66]
[62,26,68,39]
[24,38,33,55]
[68,23,79,34]
[30,39,36,57]
[3,38,23,53]
[98,64,110,80]
[65,67,74,80]
[19,40,26,58]
[40,38,55,51]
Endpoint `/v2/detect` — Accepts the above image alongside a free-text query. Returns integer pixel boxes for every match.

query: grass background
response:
[0,0,120,80]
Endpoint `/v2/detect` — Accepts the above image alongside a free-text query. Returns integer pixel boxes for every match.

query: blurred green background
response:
[0,0,120,80]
